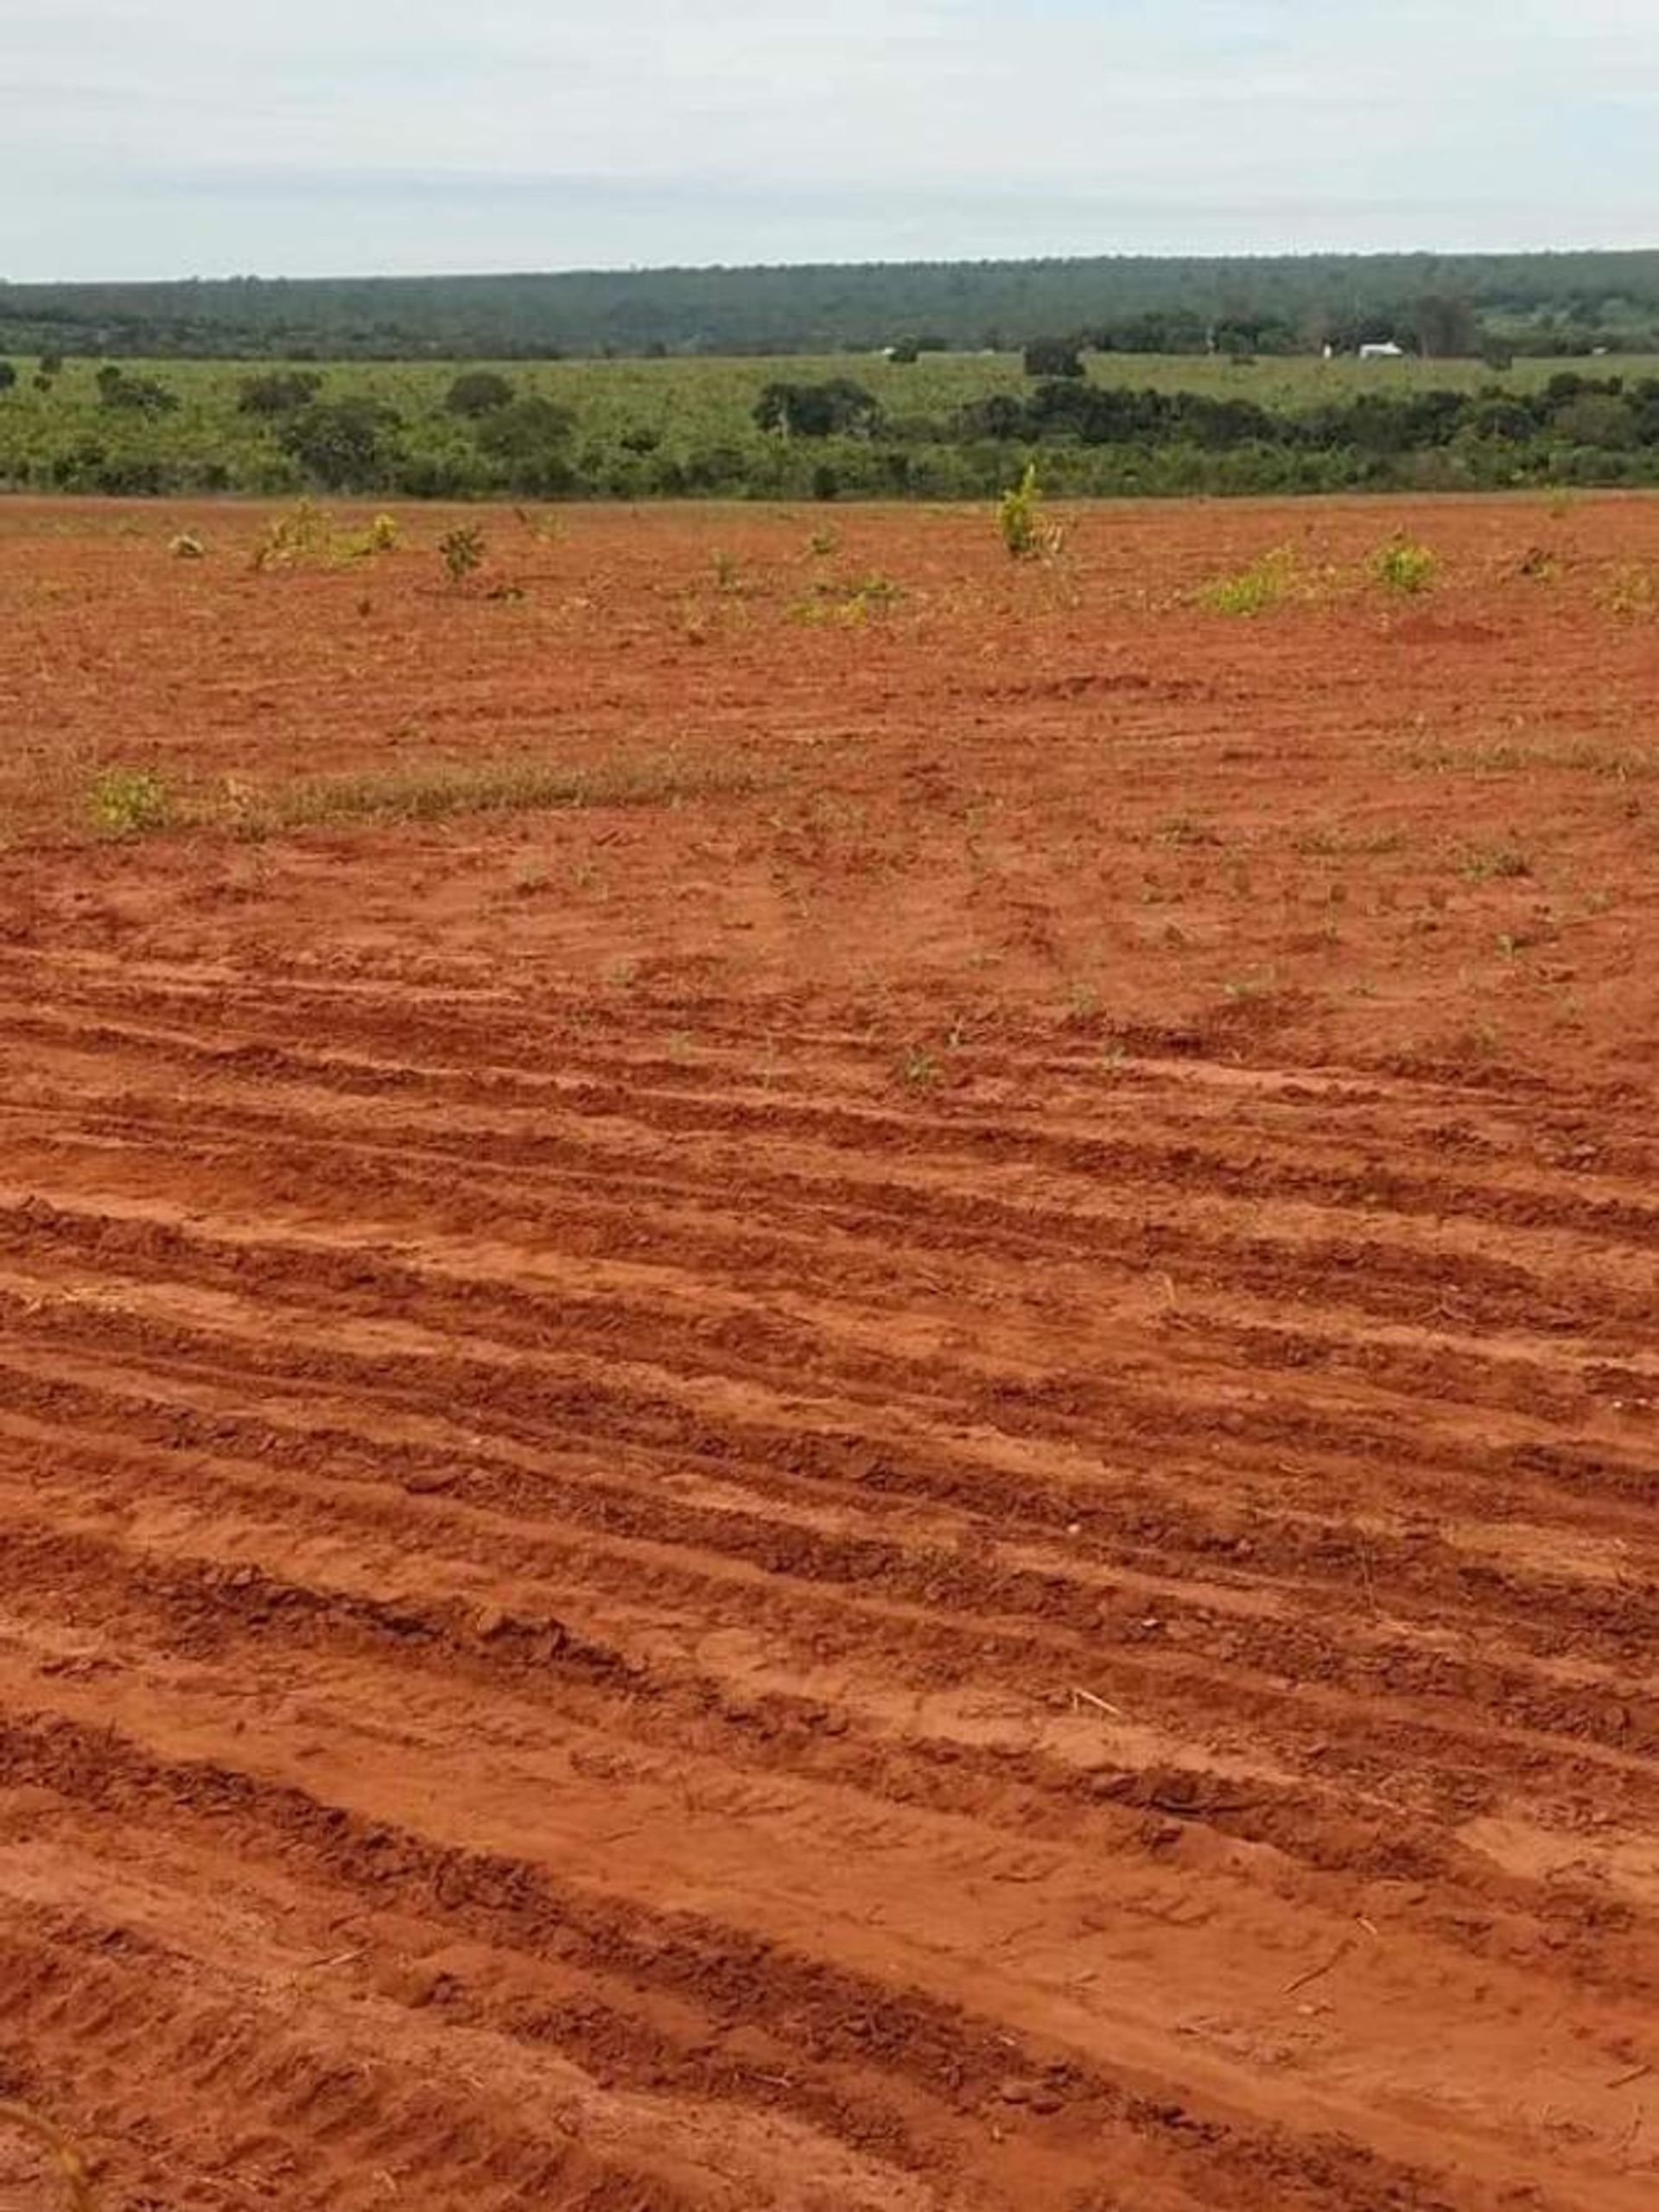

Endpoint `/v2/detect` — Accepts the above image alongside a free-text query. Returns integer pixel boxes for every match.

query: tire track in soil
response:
[3,953,1657,2209]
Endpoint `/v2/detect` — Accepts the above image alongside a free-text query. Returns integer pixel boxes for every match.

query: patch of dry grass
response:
[221,753,762,836]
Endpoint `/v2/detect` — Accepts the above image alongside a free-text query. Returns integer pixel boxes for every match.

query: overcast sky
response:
[3,1,1654,281]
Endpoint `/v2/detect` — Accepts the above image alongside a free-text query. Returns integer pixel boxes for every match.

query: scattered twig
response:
[1282,1937,1354,1997]
[1070,1686,1126,1719]
[1353,1534,1381,1618]
[0,2101,96,2211]
[1607,2063,1653,2091]
[302,1948,364,1974]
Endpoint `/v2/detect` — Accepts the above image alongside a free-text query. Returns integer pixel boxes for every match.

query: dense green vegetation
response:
[3,251,1658,360]
[6,351,1659,501]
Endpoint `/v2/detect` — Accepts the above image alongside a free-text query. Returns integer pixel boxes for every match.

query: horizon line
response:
[6,241,1659,291]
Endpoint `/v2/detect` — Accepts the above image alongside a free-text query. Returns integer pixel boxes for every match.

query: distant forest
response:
[3,251,1658,360]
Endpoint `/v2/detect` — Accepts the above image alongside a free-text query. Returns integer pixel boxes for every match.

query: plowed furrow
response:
[3,1352,1656,1840]
[0,1209,1648,1557]
[0,1903,898,2212]
[9,994,1659,1251]
[2,1325,1652,1672]
[4,1503,1656,1998]
[7,494,1659,2212]
[0,1709,1604,2212]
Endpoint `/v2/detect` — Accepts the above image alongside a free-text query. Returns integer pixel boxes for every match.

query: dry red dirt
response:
[0,495,1656,2210]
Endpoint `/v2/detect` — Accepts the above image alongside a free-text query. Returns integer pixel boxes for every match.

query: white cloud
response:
[0,2,1653,276]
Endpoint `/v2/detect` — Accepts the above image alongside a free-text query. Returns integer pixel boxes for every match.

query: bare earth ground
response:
[0,494,1656,2210]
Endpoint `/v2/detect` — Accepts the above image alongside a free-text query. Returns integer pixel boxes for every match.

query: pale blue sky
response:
[2,1,1653,279]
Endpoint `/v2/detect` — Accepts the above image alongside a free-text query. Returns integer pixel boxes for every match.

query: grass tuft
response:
[789,572,903,626]
[1197,546,1297,616]
[1600,563,1656,619]
[88,767,171,839]
[1461,842,1533,881]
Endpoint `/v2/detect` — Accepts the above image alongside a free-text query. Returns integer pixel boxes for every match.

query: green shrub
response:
[95,365,179,415]
[1372,536,1440,594]
[753,379,880,437]
[1022,338,1084,378]
[251,500,335,571]
[238,370,323,416]
[473,396,576,494]
[276,397,406,491]
[438,524,485,583]
[445,370,517,417]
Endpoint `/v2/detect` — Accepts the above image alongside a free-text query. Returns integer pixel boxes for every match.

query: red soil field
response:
[0,494,1656,2210]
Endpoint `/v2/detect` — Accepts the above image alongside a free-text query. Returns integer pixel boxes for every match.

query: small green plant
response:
[901,1045,941,1089]
[438,524,485,585]
[327,512,404,563]
[711,549,741,591]
[90,766,171,839]
[996,462,1064,562]
[251,499,334,572]
[1198,546,1296,616]
[1372,536,1440,595]
[807,527,839,558]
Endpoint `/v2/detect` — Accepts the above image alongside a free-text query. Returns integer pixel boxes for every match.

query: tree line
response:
[7,354,1659,502]
[1,250,1656,359]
